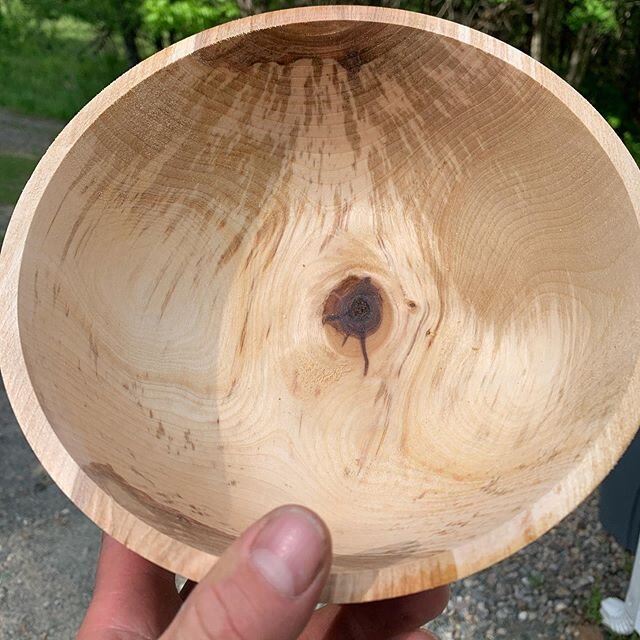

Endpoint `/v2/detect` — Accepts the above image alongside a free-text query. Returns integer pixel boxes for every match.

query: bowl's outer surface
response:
[2,6,640,603]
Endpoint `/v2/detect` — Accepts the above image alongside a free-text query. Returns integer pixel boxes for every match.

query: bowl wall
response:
[3,6,640,602]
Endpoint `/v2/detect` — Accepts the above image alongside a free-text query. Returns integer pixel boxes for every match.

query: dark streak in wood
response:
[84,462,234,552]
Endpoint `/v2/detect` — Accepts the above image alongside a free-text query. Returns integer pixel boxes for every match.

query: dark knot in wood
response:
[322,276,383,376]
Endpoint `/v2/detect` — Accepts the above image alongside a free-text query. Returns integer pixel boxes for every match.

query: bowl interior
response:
[17,19,640,575]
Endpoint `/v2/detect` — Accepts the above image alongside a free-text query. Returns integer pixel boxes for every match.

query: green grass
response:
[623,553,635,576]
[0,15,128,121]
[0,154,38,204]
[584,583,604,626]
[528,572,545,589]
[584,582,640,640]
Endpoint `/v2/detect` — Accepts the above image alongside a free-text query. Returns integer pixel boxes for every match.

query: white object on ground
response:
[601,533,640,635]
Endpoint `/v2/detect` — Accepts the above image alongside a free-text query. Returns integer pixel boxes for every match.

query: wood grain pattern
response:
[1,6,640,603]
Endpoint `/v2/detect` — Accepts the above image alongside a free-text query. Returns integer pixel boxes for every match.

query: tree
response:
[565,0,621,87]
[142,0,241,46]
[23,0,143,66]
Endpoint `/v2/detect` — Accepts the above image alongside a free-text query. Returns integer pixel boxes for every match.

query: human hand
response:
[78,505,448,639]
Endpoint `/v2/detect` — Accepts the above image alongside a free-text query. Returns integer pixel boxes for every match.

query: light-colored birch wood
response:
[1,6,640,603]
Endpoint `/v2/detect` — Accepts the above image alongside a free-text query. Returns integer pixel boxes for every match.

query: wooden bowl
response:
[2,6,640,604]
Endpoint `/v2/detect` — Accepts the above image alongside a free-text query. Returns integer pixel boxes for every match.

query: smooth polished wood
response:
[1,6,640,603]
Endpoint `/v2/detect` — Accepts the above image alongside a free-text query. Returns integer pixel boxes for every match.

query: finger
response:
[162,505,331,640]
[391,632,440,640]
[302,586,449,639]
[78,534,182,639]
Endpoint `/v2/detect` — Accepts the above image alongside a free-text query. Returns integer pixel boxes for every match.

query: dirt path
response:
[0,205,13,237]
[0,107,64,157]
[0,108,65,241]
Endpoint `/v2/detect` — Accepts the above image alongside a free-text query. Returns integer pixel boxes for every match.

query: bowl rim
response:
[1,4,640,604]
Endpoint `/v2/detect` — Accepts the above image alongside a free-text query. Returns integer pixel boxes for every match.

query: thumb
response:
[162,505,331,640]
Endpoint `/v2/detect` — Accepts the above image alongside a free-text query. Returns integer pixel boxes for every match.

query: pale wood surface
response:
[1,6,640,603]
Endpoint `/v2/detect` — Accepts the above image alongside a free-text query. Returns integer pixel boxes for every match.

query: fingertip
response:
[249,505,332,597]
[265,505,333,552]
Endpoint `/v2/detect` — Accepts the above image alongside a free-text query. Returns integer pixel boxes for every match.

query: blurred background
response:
[0,1,639,638]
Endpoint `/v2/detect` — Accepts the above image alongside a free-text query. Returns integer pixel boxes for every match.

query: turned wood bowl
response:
[2,6,640,603]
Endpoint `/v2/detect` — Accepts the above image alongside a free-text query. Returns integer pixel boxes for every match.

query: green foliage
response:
[582,53,640,165]
[623,131,640,163]
[0,154,38,205]
[0,8,127,119]
[142,0,241,42]
[20,0,246,63]
[0,0,30,37]
[567,0,619,35]
[527,572,545,589]
[623,552,635,575]
[22,0,140,31]
[584,582,603,625]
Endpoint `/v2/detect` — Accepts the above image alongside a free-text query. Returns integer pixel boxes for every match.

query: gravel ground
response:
[426,494,635,640]
[0,377,101,639]
[0,107,636,639]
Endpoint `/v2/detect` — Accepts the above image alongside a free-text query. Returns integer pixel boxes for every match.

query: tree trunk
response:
[530,0,543,61]
[461,1,480,26]
[122,24,142,68]
[566,25,586,86]
[531,0,559,64]
[237,0,257,16]
[566,24,595,88]
[631,36,640,119]
[531,0,563,65]
[436,0,454,21]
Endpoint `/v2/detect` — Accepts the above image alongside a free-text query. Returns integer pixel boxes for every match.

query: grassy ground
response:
[0,14,127,121]
[0,154,38,204]
[0,154,38,248]
[0,6,127,248]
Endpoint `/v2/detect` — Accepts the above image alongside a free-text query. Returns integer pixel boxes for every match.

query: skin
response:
[78,505,448,640]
